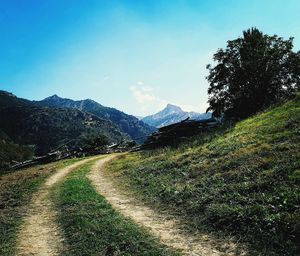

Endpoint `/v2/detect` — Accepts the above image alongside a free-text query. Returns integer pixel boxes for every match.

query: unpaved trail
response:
[88,156,247,256]
[16,156,101,256]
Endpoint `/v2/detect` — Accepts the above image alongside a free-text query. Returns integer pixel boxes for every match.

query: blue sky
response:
[1,0,300,116]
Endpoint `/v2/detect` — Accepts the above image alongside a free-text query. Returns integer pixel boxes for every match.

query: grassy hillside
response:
[107,94,300,255]
[0,159,79,255]
[51,161,178,256]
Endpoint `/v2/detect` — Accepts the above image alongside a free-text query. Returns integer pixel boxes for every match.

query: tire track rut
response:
[88,156,246,256]
[16,156,101,256]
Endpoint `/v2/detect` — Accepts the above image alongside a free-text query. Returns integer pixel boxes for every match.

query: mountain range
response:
[0,90,209,161]
[142,104,211,128]
[37,95,155,142]
[0,91,127,155]
[0,91,158,158]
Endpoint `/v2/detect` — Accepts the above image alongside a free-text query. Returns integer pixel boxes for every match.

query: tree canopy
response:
[206,28,300,119]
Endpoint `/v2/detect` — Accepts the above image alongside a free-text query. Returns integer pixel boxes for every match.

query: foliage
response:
[107,94,300,255]
[206,28,300,119]
[0,91,125,155]
[39,95,156,143]
[0,139,33,172]
[51,162,178,256]
[74,133,109,152]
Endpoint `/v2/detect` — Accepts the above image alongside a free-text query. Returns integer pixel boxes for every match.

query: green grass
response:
[0,158,80,256]
[51,162,179,256]
[107,94,300,255]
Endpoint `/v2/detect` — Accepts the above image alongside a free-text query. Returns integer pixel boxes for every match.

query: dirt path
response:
[88,156,246,256]
[16,156,101,256]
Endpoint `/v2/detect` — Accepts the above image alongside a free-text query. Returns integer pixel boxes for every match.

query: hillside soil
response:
[88,156,247,256]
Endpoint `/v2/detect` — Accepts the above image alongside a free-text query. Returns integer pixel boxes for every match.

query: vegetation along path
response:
[88,155,246,256]
[16,156,101,256]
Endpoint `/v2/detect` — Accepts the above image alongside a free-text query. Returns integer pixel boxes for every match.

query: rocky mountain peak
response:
[45,94,61,99]
[142,104,211,128]
[160,104,183,116]
[165,104,182,111]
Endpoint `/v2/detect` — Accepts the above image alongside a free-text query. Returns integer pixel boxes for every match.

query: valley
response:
[1,6,299,255]
[0,95,299,255]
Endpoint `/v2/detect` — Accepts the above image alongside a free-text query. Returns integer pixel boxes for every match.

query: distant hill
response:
[38,95,155,142]
[0,91,126,156]
[142,104,211,128]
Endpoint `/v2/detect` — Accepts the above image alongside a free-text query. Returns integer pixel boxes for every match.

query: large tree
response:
[206,28,300,119]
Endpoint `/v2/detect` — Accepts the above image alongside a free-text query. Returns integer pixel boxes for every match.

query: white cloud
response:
[129,85,156,104]
[129,81,208,115]
[103,76,110,81]
[129,82,168,114]
[141,86,153,92]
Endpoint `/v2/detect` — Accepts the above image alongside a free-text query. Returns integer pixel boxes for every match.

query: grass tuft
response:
[107,95,300,255]
[52,162,178,256]
[0,158,79,256]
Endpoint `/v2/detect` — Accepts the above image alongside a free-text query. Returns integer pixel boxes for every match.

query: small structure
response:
[134,117,219,150]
